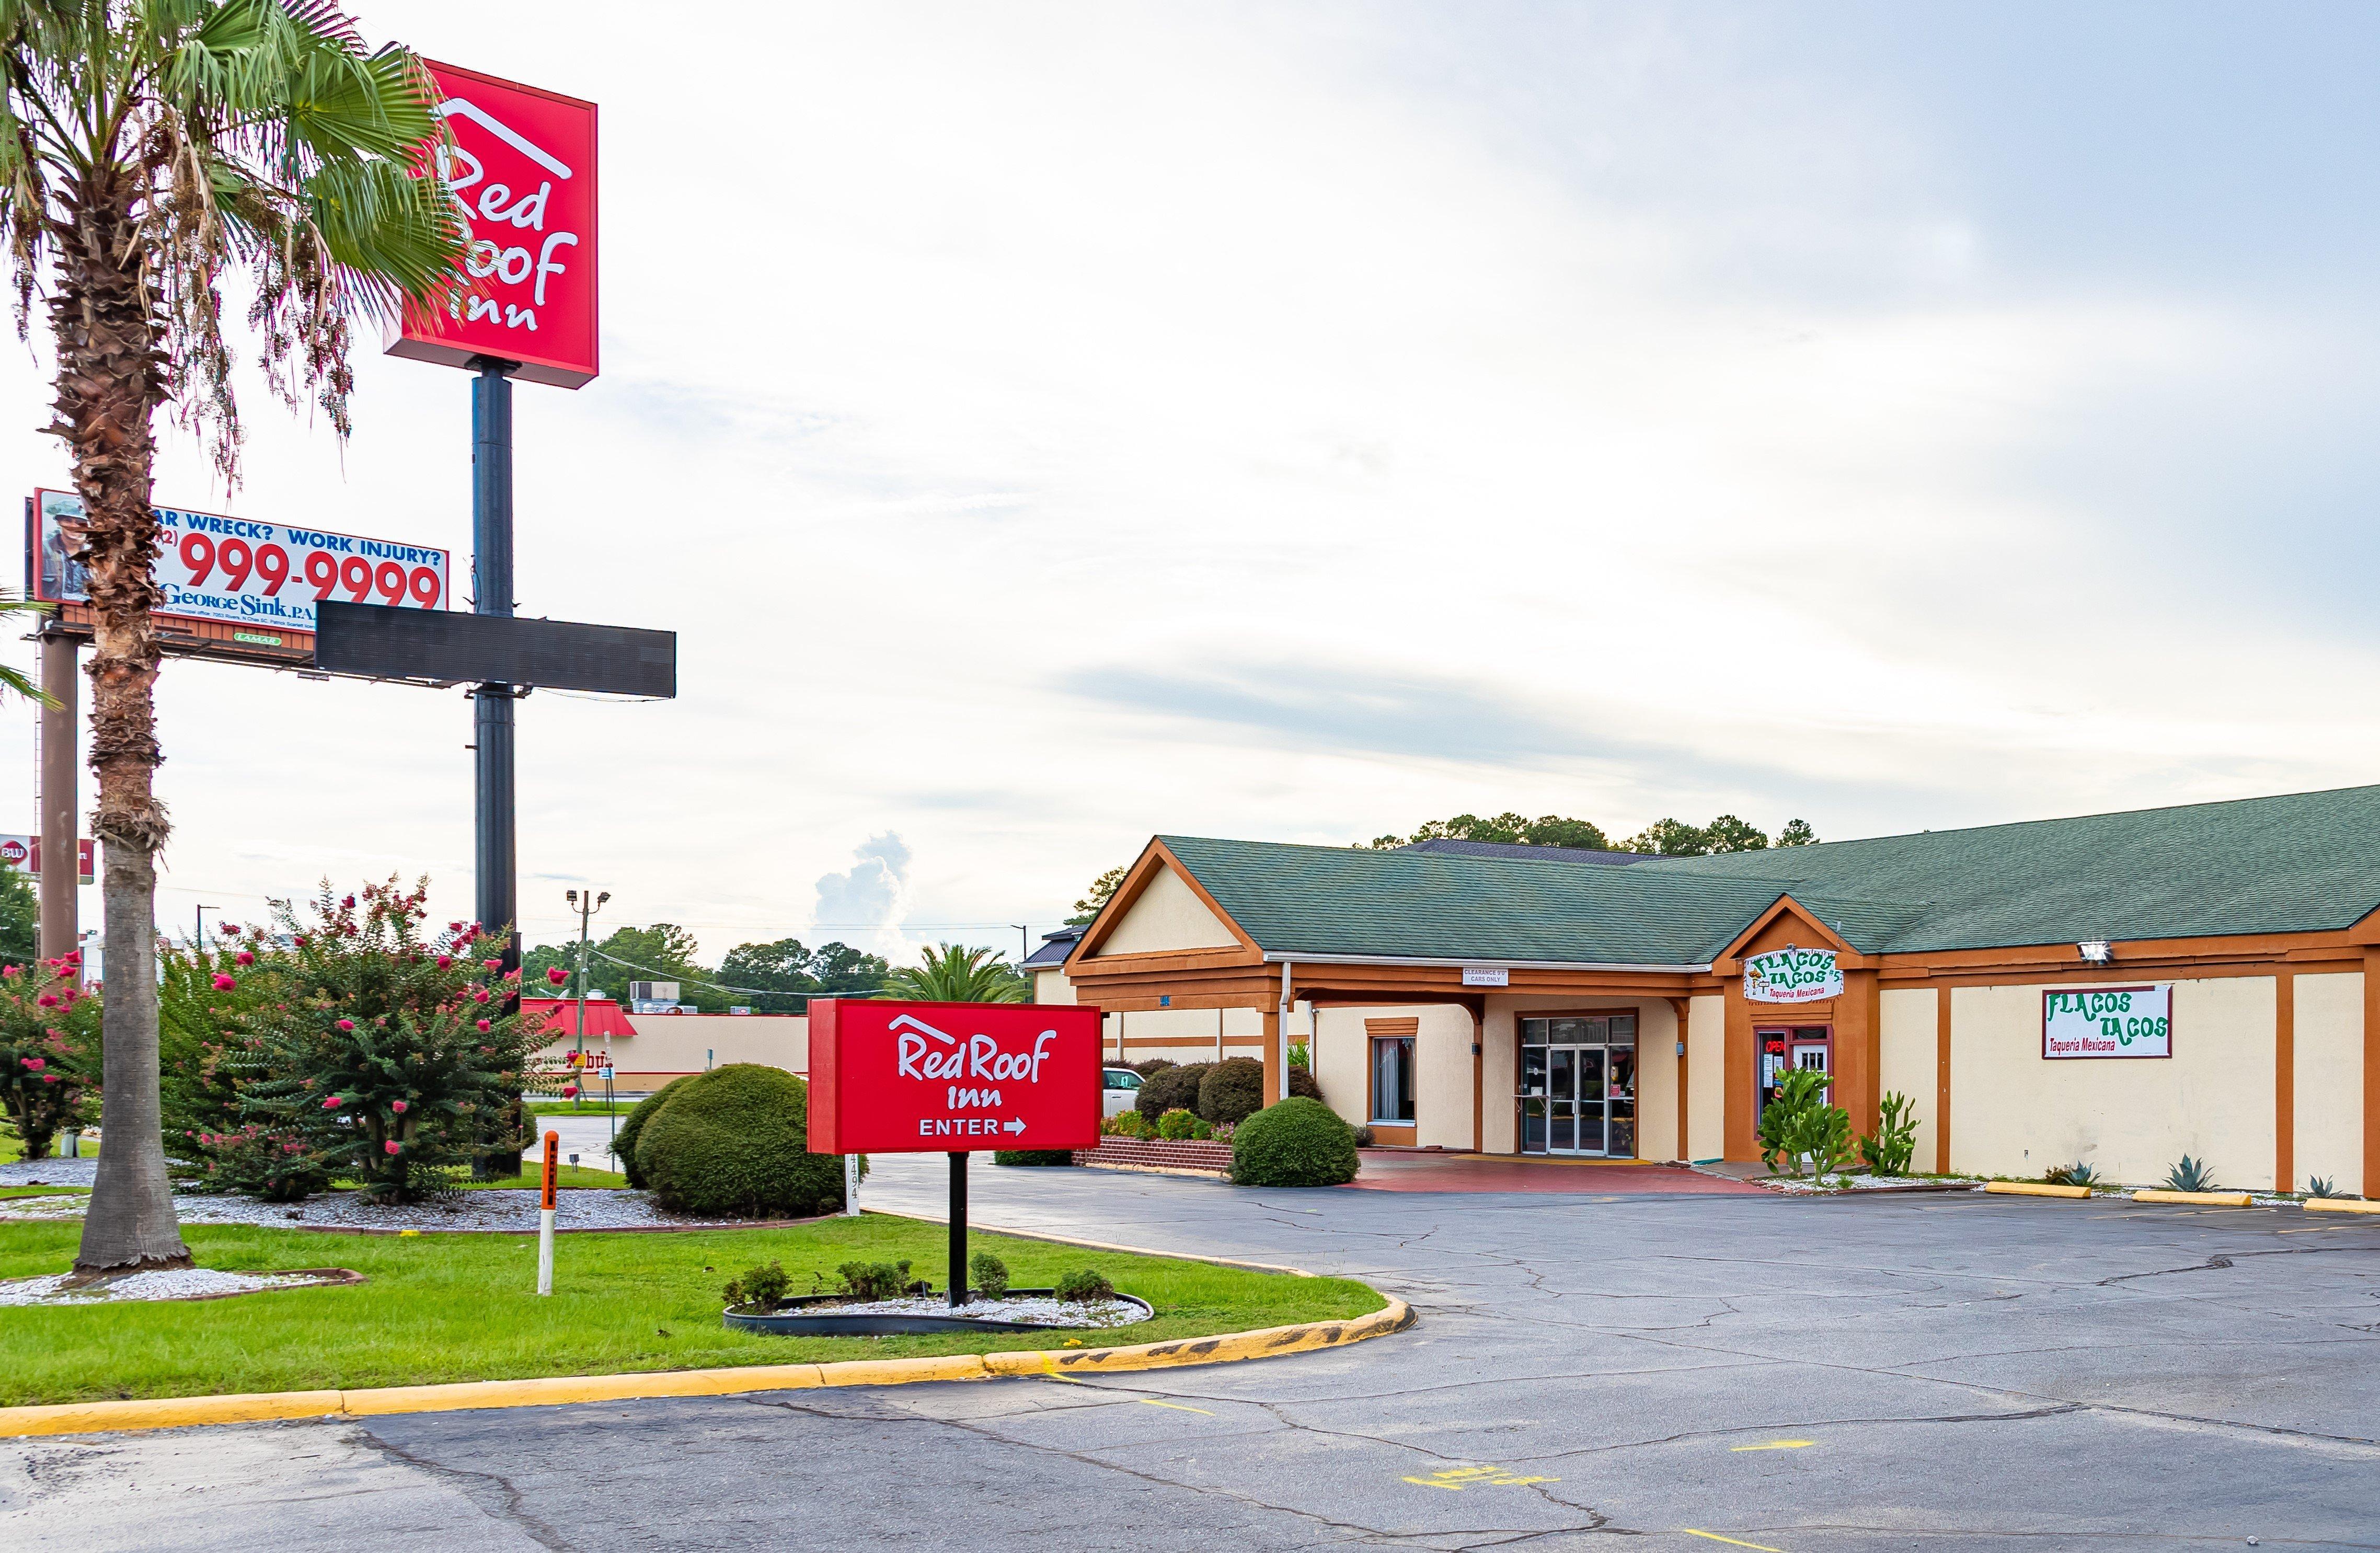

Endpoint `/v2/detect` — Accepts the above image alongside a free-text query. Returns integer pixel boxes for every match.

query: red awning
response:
[522,997,639,1043]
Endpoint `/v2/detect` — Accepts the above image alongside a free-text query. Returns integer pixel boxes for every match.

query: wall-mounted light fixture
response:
[2077,939,2113,965]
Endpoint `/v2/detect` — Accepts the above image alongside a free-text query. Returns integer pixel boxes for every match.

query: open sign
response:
[809,999,1102,1154]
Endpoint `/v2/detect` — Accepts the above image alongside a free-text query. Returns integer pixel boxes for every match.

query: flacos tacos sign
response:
[2043,984,2172,1059]
[1743,947,1842,1004]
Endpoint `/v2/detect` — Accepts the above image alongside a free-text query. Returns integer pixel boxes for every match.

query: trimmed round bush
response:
[1231,1096,1359,1187]
[611,1075,691,1188]
[1197,1057,1264,1125]
[634,1063,846,1218]
[1135,1061,1211,1124]
[1129,1059,1176,1078]
[993,1149,1076,1166]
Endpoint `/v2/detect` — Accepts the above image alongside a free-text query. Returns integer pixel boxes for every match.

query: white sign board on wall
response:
[1743,947,1842,1004]
[2043,984,2172,1059]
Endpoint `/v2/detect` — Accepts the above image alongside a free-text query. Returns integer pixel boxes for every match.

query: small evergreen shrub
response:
[1136,1061,1211,1124]
[1197,1057,1266,1125]
[613,1075,691,1188]
[1287,1064,1325,1105]
[1156,1107,1211,1141]
[1230,1096,1359,1187]
[993,1149,1076,1166]
[636,1064,846,1218]
[1129,1059,1176,1078]
[836,1259,913,1300]
[2165,1155,2215,1192]
[1100,1109,1150,1139]
[1054,1268,1114,1303]
[970,1251,1010,1297]
[723,1259,792,1311]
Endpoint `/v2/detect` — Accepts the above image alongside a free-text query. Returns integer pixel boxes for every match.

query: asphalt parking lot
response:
[6,1157,2377,1551]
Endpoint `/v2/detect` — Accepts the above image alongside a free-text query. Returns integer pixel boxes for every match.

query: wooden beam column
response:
[1836,968,1881,1136]
[1668,997,1692,1164]
[1723,977,1755,1161]
[1935,986,1953,1176]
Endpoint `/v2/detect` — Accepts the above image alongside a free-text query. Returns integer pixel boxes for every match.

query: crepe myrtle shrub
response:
[611,1074,691,1188]
[1229,1096,1360,1187]
[188,881,558,1204]
[0,954,99,1163]
[1135,1061,1211,1125]
[635,1064,847,1219]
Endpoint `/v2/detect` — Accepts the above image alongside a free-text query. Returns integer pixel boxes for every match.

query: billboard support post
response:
[37,631,75,968]
[948,1151,968,1308]
[470,357,518,971]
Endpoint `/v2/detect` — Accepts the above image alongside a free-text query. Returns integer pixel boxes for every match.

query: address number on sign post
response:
[807,999,1103,1154]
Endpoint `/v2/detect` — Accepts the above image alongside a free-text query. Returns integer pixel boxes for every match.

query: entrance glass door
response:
[1519,1016,1638,1157]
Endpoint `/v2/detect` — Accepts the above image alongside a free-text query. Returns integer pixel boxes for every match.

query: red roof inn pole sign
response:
[387,62,599,388]
[810,999,1102,1307]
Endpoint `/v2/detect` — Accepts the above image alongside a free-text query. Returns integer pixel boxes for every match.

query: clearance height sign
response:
[808,1000,1102,1153]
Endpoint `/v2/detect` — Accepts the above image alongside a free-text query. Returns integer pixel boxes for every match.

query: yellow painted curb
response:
[2304,1197,2380,1215]
[0,1298,1413,1440]
[1984,1181,2091,1199]
[2131,1189,2255,1207]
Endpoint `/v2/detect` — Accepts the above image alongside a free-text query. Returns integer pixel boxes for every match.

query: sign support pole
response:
[843,1153,859,1217]
[948,1151,968,1307]
[471,359,522,1177]
[537,1130,558,1295]
[36,629,75,967]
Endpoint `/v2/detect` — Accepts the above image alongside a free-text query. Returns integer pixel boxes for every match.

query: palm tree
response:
[887,942,1029,1004]
[0,1,466,1273]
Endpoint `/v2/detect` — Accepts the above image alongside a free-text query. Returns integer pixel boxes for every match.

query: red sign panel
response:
[387,61,599,388]
[808,999,1103,1154]
[0,835,93,883]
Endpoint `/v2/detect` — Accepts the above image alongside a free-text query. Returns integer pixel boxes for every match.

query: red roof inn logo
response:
[808,999,1102,1154]
[387,61,599,388]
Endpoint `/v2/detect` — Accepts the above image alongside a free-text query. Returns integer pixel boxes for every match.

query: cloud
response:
[811,834,914,959]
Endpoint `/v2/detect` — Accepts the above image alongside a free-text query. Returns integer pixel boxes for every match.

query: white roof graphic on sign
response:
[435,97,572,179]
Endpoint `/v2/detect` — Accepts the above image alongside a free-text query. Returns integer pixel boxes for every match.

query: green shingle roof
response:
[1156,784,2380,964]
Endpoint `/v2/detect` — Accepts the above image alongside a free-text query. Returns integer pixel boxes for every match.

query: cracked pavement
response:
[5,1157,2378,1550]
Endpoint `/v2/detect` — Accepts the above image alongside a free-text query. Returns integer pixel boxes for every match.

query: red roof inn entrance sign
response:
[810,999,1101,1306]
[387,61,599,388]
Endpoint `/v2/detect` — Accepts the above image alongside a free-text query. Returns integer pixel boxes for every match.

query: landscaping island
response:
[0,1212,1386,1408]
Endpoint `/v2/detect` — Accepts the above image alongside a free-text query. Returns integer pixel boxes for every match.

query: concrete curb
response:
[2303,1197,2380,1215]
[1984,1181,2092,1200]
[2131,1189,2256,1207]
[0,1298,1412,1440]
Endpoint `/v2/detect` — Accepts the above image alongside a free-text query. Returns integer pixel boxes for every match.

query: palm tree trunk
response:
[56,177,189,1274]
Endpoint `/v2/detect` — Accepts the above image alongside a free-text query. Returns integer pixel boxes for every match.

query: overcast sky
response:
[5,2,2377,968]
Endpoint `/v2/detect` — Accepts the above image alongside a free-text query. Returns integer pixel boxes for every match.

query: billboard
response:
[30,489,450,636]
[807,999,1103,1154]
[2043,984,2172,1059]
[0,835,93,883]
[315,601,675,695]
[388,61,599,388]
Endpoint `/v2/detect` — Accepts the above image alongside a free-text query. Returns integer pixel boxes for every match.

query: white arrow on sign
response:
[1003,1118,1026,1135]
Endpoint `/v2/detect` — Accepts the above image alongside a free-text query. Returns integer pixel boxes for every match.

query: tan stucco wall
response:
[1092,867,1237,956]
[1111,1005,1237,1065]
[537,1013,807,1088]
[1950,977,2278,1189]
[1686,994,1726,1160]
[1315,1005,1371,1130]
[1313,1003,1475,1145]
[2293,972,2363,1196]
[1032,968,1077,1005]
[1879,988,1939,1168]
[1634,1000,1681,1163]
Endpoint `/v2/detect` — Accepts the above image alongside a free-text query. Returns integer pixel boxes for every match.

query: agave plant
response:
[2306,1176,2346,1201]
[2165,1155,2215,1193]
[2044,1161,2100,1188]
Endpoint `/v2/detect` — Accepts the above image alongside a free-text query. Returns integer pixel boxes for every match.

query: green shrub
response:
[722,1259,791,1311]
[635,1064,846,1218]
[0,958,97,1166]
[1054,1268,1114,1303]
[992,1149,1075,1166]
[1128,1059,1175,1078]
[1857,1091,1919,1176]
[1230,1096,1359,1187]
[1287,1064,1324,1105]
[2045,1160,2101,1188]
[1197,1057,1265,1125]
[1100,1109,1149,1139]
[1136,1061,1211,1123]
[612,1075,691,1188]
[2166,1155,2215,1192]
[970,1251,1010,1298]
[1156,1107,1211,1141]
[835,1259,913,1300]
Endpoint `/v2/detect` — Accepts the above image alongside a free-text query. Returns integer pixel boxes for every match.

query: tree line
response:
[519,926,893,1015]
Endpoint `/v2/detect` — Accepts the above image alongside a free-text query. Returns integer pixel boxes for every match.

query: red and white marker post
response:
[537,1129,559,1294]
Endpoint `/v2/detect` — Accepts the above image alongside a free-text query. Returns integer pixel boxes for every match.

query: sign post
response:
[537,1129,558,1294]
[809,999,1102,1306]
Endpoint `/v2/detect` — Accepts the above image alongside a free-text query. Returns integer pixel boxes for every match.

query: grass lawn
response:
[0,1184,86,1201]
[524,1099,634,1117]
[0,1213,1384,1407]
[453,1162,627,1190]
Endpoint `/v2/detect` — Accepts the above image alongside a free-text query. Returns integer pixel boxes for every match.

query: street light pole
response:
[565,887,608,1111]
[194,903,218,947]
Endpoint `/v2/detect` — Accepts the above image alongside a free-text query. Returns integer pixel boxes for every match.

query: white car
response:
[1102,1066,1143,1118]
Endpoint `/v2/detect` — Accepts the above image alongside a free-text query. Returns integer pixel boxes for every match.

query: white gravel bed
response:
[1,1158,98,1188]
[0,1193,86,1221]
[785,1295,1148,1328]
[0,1180,775,1232]
[0,1268,341,1306]
[1765,1173,1984,1193]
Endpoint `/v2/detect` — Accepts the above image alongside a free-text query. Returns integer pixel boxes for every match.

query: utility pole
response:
[1011,924,1029,962]
[194,904,218,947]
[565,887,609,1110]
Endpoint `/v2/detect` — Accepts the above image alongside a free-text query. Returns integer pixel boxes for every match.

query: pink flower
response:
[342,895,355,908]
[449,921,464,932]
[20,1056,41,1070]
[476,1019,491,1032]
[392,1099,408,1113]
[483,958,502,972]
[323,1096,343,1109]
[1,965,17,979]
[219,922,239,934]
[234,950,254,966]
[436,954,453,969]
[212,974,236,992]
[294,934,309,947]
[35,993,56,1007]
[336,1018,355,1032]
[473,988,491,1004]
[561,1085,579,1098]
[546,966,569,986]
[40,1073,58,1084]
[384,1141,401,1155]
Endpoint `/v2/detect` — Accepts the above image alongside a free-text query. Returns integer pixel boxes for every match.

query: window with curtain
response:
[1370,1035,1415,1123]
